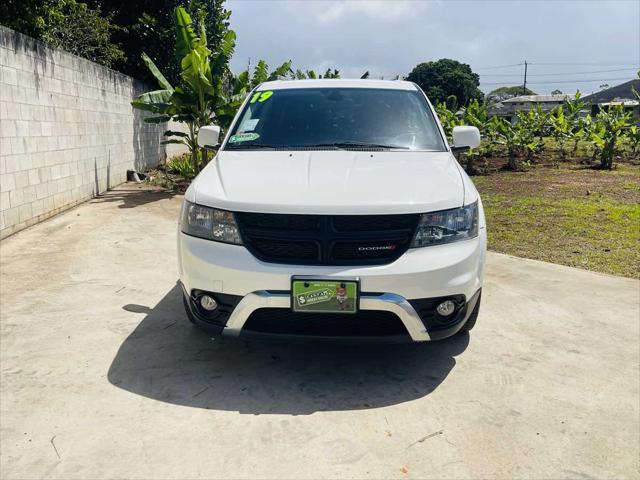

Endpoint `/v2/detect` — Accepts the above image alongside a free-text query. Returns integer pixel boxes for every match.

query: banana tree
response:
[491,116,521,170]
[564,91,587,155]
[533,104,549,153]
[590,104,633,169]
[242,59,293,89]
[435,102,463,139]
[132,7,239,174]
[627,125,640,159]
[548,106,572,160]
[289,68,342,79]
[514,109,543,163]
[459,100,494,173]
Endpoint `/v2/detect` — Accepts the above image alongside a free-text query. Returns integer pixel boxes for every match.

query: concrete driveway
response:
[1,185,638,479]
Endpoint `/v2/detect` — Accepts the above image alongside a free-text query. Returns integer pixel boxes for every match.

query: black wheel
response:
[459,292,481,334]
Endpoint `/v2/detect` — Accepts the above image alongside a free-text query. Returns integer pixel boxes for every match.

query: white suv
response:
[178,79,486,342]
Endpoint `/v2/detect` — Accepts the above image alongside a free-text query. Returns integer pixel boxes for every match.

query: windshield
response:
[225,87,446,151]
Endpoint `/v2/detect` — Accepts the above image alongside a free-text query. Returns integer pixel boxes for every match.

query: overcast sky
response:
[227,0,640,95]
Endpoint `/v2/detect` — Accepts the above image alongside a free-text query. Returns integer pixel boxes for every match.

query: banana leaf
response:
[131,89,173,113]
[268,60,293,81]
[174,7,198,62]
[143,115,172,124]
[141,53,173,91]
[252,60,269,87]
[164,130,189,138]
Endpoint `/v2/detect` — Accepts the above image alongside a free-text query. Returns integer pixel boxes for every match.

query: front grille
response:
[235,212,420,265]
[243,308,408,337]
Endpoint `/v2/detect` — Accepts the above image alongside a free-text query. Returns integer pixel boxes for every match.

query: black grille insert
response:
[243,308,408,337]
[236,212,420,265]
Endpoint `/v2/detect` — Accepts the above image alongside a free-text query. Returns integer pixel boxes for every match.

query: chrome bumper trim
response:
[223,291,431,342]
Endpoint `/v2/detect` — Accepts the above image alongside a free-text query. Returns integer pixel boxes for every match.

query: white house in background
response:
[488,94,572,123]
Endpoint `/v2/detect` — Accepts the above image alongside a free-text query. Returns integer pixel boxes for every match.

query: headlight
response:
[181,201,243,245]
[411,202,478,247]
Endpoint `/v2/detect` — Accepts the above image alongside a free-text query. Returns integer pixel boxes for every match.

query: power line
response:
[474,63,525,70]
[528,62,639,66]
[475,62,638,70]
[480,77,632,86]
[481,67,638,77]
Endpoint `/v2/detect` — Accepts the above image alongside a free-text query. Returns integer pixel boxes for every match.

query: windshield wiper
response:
[305,141,410,150]
[225,143,285,150]
[225,141,410,150]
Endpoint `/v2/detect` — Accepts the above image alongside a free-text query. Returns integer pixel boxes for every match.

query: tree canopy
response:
[1,0,124,67]
[89,0,230,85]
[0,0,229,83]
[486,85,537,106]
[406,59,484,106]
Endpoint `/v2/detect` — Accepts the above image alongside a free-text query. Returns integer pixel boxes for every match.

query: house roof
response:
[581,79,640,104]
[503,94,571,103]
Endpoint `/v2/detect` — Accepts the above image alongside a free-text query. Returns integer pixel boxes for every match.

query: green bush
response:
[167,154,197,179]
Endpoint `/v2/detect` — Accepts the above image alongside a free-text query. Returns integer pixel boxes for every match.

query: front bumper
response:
[183,283,481,342]
[178,229,485,342]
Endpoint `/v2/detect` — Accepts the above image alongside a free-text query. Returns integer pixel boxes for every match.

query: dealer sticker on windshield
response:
[229,132,260,143]
[292,279,358,314]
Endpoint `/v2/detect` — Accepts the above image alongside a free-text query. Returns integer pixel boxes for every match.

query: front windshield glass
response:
[225,87,446,151]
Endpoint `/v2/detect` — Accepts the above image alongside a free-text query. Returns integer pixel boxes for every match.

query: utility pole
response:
[523,60,528,95]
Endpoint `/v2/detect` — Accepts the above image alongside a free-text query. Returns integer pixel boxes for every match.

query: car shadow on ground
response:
[90,187,177,209]
[108,284,469,415]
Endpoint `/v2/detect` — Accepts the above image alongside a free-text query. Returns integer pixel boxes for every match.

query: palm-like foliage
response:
[589,105,633,169]
[548,107,572,160]
[290,68,342,79]
[132,6,237,173]
[432,88,636,172]
[132,6,294,174]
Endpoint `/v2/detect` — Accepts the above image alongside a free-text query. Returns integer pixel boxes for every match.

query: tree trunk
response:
[189,124,198,174]
[508,148,518,171]
[465,154,476,175]
[200,147,208,171]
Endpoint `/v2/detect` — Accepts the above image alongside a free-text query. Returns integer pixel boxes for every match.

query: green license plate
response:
[291,278,359,314]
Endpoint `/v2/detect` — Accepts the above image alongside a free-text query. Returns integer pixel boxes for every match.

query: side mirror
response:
[197,125,221,149]
[452,126,481,151]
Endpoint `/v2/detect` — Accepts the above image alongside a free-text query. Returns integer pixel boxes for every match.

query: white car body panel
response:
[191,151,465,215]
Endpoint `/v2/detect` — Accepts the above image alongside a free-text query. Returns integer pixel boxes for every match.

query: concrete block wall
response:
[0,27,188,239]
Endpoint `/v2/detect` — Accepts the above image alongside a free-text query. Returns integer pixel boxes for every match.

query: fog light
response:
[436,300,456,317]
[199,295,218,311]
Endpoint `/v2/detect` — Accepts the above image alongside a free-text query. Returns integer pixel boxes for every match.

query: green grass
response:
[473,164,640,278]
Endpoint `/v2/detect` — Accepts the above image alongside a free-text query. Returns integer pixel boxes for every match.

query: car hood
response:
[192,150,465,215]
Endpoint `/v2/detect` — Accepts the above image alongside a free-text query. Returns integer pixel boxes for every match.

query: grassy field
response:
[473,163,640,279]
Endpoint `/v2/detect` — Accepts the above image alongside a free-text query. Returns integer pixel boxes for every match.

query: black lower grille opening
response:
[243,308,408,337]
[408,295,467,332]
[189,291,242,326]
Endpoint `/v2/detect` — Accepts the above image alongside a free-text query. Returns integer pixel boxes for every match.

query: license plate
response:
[291,278,359,314]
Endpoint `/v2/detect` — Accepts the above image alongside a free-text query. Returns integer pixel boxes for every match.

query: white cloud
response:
[316,1,426,24]
[228,0,640,94]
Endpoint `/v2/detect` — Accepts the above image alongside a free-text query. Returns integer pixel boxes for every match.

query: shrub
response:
[167,153,197,179]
